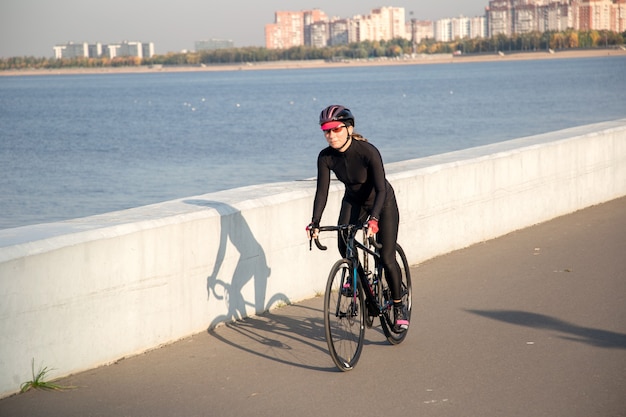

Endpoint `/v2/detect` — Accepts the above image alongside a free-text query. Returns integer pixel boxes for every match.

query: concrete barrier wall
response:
[1,119,625,397]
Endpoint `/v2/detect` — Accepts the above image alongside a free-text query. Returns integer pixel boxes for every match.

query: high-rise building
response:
[308,21,330,47]
[576,0,613,29]
[409,20,435,43]
[435,19,453,42]
[142,43,155,58]
[374,7,406,40]
[304,9,329,47]
[487,0,514,36]
[265,11,306,49]
[53,42,89,59]
[615,0,626,31]
[265,2,624,51]
[88,43,103,58]
[541,2,573,32]
[470,16,489,38]
[53,41,154,59]
[487,0,624,35]
[351,7,406,42]
[426,15,487,42]
[265,7,405,49]
[264,9,329,49]
[118,41,144,58]
[329,19,350,46]
[452,16,472,39]
[514,2,540,33]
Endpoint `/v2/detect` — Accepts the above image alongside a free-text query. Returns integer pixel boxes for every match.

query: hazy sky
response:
[1,0,488,58]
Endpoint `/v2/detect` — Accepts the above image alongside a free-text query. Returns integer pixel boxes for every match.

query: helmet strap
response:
[338,134,351,151]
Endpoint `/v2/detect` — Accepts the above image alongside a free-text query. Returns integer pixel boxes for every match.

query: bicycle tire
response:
[379,244,412,345]
[324,258,365,371]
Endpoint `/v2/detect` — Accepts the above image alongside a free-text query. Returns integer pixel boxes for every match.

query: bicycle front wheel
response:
[324,258,365,371]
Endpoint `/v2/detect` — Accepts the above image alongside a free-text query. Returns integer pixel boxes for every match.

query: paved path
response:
[2,197,625,417]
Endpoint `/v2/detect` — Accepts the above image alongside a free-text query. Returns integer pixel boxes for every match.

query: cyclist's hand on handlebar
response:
[366,218,379,238]
[306,222,319,240]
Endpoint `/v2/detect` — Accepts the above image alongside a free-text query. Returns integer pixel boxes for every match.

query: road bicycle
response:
[309,223,411,371]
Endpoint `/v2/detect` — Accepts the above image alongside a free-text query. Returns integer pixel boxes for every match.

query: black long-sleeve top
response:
[311,139,393,225]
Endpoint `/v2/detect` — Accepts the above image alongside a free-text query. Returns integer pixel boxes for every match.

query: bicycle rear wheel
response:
[380,244,412,345]
[324,258,365,371]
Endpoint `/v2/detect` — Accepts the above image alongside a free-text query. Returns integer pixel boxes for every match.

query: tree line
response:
[2,29,624,71]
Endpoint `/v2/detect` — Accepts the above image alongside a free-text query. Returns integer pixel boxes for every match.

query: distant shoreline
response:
[2,48,624,77]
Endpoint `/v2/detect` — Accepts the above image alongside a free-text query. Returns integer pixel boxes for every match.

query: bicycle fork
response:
[334,262,360,319]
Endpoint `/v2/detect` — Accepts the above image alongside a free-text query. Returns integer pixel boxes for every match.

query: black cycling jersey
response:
[311,138,394,225]
[311,137,403,301]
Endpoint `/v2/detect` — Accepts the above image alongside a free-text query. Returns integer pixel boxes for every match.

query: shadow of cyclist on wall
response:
[184,200,283,329]
[183,199,376,372]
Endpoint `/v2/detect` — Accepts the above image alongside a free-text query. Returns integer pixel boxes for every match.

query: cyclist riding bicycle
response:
[307,104,409,331]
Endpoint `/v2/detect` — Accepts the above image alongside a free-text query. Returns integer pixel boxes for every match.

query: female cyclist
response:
[307,105,408,331]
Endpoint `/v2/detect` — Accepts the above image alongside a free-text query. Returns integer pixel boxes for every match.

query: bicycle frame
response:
[313,224,391,318]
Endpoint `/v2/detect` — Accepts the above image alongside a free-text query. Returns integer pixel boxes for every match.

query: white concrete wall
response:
[1,119,625,397]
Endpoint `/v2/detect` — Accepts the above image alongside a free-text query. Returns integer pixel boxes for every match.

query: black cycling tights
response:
[337,195,403,301]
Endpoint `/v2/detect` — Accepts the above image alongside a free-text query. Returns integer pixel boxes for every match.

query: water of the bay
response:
[1,55,625,230]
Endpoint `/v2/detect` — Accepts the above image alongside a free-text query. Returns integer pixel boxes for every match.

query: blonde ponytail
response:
[351,132,368,142]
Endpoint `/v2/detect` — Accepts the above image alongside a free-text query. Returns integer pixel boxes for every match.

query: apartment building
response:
[487,0,625,36]
[265,10,328,49]
[308,21,330,47]
[265,2,623,50]
[329,20,350,46]
[408,20,436,43]
[366,7,406,40]
[431,15,487,42]
[487,0,514,36]
[576,0,613,29]
[265,6,405,49]
[452,16,472,39]
[434,18,453,42]
[305,11,330,47]
[470,16,489,38]
[53,41,154,59]
[53,42,89,59]
[541,2,574,32]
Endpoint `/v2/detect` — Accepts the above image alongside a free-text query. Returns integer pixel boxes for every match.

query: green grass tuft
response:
[20,359,75,393]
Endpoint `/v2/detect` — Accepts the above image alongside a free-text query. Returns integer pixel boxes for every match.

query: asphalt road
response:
[2,197,625,417]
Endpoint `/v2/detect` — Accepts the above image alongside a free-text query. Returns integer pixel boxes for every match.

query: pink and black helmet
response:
[319,105,355,130]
